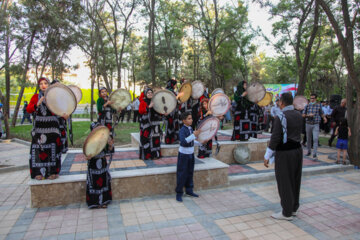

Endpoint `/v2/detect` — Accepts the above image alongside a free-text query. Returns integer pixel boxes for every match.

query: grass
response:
[10,121,139,148]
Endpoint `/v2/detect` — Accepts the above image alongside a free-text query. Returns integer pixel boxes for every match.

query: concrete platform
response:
[29,148,229,208]
[131,130,270,164]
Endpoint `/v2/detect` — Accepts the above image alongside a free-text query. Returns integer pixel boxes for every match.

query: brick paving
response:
[0,169,359,239]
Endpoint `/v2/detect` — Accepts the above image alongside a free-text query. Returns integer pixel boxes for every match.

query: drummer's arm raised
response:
[27,94,39,114]
[139,101,148,115]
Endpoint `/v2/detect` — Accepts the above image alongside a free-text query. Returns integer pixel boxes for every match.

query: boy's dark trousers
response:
[175,152,195,194]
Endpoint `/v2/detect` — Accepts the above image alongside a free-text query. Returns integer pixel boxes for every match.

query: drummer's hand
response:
[86,155,92,160]
[218,115,224,120]
[176,92,184,99]
[164,113,169,116]
[241,91,248,97]
[264,158,269,168]
[105,101,113,107]
[194,130,201,137]
[149,102,154,108]
[62,113,69,120]
[205,111,212,116]
[108,138,114,150]
[37,96,45,107]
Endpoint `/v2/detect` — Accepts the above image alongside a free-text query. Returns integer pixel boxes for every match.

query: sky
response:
[67,0,277,89]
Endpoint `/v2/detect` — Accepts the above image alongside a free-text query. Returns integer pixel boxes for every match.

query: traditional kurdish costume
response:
[164,79,180,144]
[264,104,303,218]
[97,87,115,153]
[139,88,162,160]
[232,81,262,141]
[58,117,68,153]
[197,98,212,158]
[27,78,62,179]
[86,122,112,209]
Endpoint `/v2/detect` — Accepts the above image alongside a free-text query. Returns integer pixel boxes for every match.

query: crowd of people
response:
[0,77,349,212]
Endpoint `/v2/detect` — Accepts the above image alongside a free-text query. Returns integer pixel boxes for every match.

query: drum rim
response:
[211,88,224,96]
[246,82,266,103]
[151,89,177,114]
[45,83,77,116]
[68,84,83,104]
[109,88,132,110]
[178,82,192,103]
[208,93,231,116]
[293,95,309,110]
[83,125,110,158]
[257,92,273,107]
[197,116,220,142]
[191,80,205,99]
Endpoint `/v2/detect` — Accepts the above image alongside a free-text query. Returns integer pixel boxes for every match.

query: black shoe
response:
[306,152,311,157]
[176,194,183,202]
[313,154,317,159]
[186,192,199,198]
[328,140,332,147]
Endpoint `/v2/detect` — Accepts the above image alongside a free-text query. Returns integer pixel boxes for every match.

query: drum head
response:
[83,126,110,158]
[152,89,177,114]
[45,84,77,116]
[233,145,251,164]
[197,116,220,142]
[293,96,308,110]
[191,81,205,99]
[211,88,224,97]
[208,93,231,116]
[178,82,192,103]
[246,82,266,103]
[257,92,273,107]
[68,85,82,104]
[109,89,132,111]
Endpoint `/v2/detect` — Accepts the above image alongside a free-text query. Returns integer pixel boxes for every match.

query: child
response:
[175,112,201,202]
[335,118,351,165]
[86,122,114,209]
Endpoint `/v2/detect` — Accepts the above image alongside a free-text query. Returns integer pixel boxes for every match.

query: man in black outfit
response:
[264,92,303,221]
[328,99,346,147]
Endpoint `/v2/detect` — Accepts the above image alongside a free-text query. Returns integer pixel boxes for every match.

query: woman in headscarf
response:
[139,88,162,160]
[26,77,67,180]
[85,122,113,209]
[232,80,256,141]
[97,87,119,154]
[197,98,213,158]
[164,79,180,144]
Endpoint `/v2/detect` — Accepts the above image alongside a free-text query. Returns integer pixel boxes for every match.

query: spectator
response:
[132,97,140,122]
[21,101,32,124]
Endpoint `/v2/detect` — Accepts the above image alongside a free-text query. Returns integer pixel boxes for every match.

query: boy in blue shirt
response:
[176,112,201,202]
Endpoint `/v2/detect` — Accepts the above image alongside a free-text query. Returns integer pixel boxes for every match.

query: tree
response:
[258,0,322,95]
[317,0,360,167]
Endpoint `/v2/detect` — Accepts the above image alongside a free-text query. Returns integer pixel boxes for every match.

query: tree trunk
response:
[90,60,96,122]
[11,30,36,127]
[148,0,156,84]
[5,22,10,116]
[0,90,10,139]
[346,80,359,167]
[209,51,216,89]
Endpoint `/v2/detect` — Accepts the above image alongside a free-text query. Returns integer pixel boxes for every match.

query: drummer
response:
[197,98,213,158]
[27,77,67,180]
[97,87,121,153]
[164,78,180,144]
[139,87,162,160]
[85,122,113,209]
[232,80,262,141]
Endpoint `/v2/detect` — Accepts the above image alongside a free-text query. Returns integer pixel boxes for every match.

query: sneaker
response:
[186,192,199,198]
[306,152,311,157]
[292,211,297,216]
[313,154,317,159]
[271,211,293,221]
[176,194,183,202]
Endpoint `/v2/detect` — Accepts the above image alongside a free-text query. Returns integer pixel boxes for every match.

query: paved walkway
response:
[0,169,359,240]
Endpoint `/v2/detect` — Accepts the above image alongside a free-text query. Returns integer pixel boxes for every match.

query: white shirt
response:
[133,99,140,110]
[179,126,200,154]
